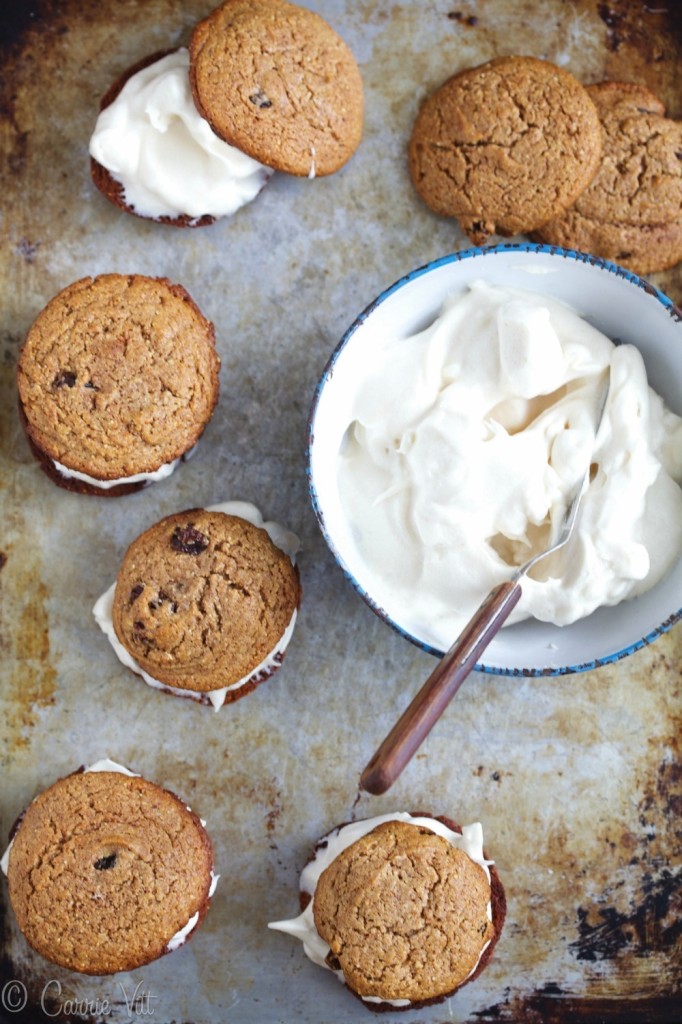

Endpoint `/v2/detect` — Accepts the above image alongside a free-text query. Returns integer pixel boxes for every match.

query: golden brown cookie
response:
[189,0,364,177]
[276,814,506,1012]
[90,50,217,229]
[4,766,215,974]
[111,508,301,698]
[533,82,682,274]
[17,274,219,496]
[408,56,602,244]
[313,819,495,1006]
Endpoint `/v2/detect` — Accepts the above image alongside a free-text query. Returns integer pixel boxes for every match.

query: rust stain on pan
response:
[571,868,681,961]
[598,1,682,112]
[2,555,57,743]
[473,990,681,1022]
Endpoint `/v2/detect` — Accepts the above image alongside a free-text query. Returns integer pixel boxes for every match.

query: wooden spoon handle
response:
[360,579,523,795]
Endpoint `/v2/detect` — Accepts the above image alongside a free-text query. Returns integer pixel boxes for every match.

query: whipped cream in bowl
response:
[308,244,682,675]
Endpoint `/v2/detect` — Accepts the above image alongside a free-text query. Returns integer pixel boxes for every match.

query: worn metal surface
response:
[0,1,680,1022]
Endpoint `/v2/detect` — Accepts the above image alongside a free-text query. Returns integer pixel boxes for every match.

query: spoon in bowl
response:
[360,369,612,796]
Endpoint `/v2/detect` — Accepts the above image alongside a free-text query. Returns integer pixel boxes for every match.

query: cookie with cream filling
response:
[269,812,505,1011]
[189,0,364,177]
[17,274,219,495]
[95,502,301,709]
[1,760,217,975]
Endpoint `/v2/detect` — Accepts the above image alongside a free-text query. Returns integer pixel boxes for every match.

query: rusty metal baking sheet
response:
[1,1,680,1022]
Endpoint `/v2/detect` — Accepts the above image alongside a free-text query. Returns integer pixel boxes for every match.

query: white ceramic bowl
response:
[307,243,682,675]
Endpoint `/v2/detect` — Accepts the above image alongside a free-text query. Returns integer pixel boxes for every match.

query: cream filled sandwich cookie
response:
[94,502,301,709]
[1,760,217,975]
[17,274,219,496]
[269,813,506,1011]
[90,0,364,223]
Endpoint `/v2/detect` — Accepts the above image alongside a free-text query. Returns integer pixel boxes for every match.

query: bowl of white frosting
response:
[308,243,682,674]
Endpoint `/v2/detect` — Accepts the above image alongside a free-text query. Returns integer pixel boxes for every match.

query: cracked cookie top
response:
[112,509,301,692]
[534,82,682,274]
[408,55,602,244]
[189,0,364,177]
[312,819,495,1003]
[17,274,219,480]
[5,769,213,974]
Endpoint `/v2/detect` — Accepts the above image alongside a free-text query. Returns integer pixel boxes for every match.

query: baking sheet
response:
[1,1,680,1022]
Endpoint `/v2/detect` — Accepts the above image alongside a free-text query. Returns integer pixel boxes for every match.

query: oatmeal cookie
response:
[17,274,219,495]
[111,508,301,697]
[189,0,364,177]
[533,82,682,274]
[408,56,602,244]
[3,765,214,974]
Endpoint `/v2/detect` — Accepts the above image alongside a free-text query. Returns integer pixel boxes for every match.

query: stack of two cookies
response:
[409,56,682,274]
[90,0,364,226]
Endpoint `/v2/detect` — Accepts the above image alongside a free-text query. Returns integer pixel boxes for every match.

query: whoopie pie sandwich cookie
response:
[17,274,219,495]
[269,812,506,1011]
[532,82,682,274]
[90,0,364,224]
[1,759,218,975]
[94,502,301,710]
[408,55,602,244]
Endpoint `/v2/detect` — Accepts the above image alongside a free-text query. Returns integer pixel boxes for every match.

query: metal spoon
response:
[360,370,612,796]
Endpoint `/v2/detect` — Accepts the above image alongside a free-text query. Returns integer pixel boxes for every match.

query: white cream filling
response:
[269,814,493,1007]
[0,839,13,876]
[166,911,199,952]
[165,869,221,951]
[93,501,300,711]
[53,457,178,490]
[85,758,140,776]
[2,758,220,956]
[89,49,272,220]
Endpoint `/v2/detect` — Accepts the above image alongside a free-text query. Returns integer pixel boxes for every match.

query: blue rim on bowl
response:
[307,242,682,676]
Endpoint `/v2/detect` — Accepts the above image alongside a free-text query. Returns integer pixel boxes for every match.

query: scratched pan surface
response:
[0,1,680,1022]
